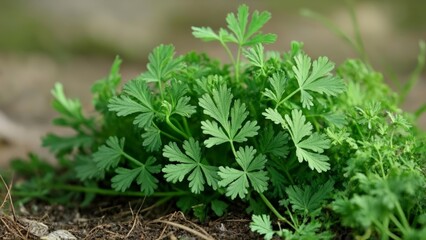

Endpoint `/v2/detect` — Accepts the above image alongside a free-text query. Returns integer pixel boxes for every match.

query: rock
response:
[41,230,77,240]
[20,218,49,237]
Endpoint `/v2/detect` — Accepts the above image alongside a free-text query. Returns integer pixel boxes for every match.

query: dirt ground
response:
[1,197,261,240]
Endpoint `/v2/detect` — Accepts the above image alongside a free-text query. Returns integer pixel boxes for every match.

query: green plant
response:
[6,4,426,239]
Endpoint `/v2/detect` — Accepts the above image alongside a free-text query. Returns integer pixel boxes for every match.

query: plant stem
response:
[235,46,242,83]
[389,214,407,236]
[221,41,236,82]
[276,88,300,109]
[158,80,164,101]
[374,146,386,178]
[259,193,296,229]
[160,130,181,142]
[166,116,190,139]
[122,151,144,167]
[182,116,192,137]
[283,169,295,185]
[373,219,401,240]
[230,141,238,157]
[31,184,188,198]
[394,201,410,232]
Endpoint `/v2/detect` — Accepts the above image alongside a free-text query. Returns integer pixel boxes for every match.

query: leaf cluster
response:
[7,4,426,240]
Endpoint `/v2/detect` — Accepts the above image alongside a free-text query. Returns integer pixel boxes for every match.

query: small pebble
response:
[41,229,77,240]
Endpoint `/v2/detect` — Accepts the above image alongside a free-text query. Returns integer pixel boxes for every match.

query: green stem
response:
[283,169,295,185]
[394,201,410,232]
[374,146,386,178]
[171,118,185,133]
[383,217,390,240]
[235,46,242,83]
[13,184,188,198]
[389,214,407,236]
[160,130,181,142]
[276,88,300,109]
[182,116,192,137]
[221,41,236,81]
[166,116,190,139]
[122,152,143,167]
[230,141,238,157]
[158,80,164,101]
[354,122,365,140]
[259,193,296,229]
[373,219,401,240]
[358,228,372,240]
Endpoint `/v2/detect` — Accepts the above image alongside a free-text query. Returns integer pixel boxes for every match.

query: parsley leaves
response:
[15,4,426,240]
[264,109,331,172]
[293,54,346,109]
[199,85,259,148]
[218,146,269,199]
[162,138,219,194]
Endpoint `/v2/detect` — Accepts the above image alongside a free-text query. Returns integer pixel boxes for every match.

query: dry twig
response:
[151,212,215,240]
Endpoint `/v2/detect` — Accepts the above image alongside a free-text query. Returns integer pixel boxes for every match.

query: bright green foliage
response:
[281,221,334,240]
[8,5,426,240]
[243,44,266,73]
[43,134,93,156]
[108,79,155,128]
[292,54,345,109]
[91,136,161,194]
[263,73,288,107]
[111,167,141,192]
[192,4,276,81]
[50,83,88,127]
[264,109,331,172]
[162,138,219,194]
[210,199,228,217]
[42,83,95,155]
[75,155,104,181]
[250,215,275,240]
[111,157,161,194]
[284,110,330,172]
[285,180,334,216]
[199,85,259,148]
[218,146,269,199]
[93,136,124,171]
[140,44,183,83]
[192,4,276,47]
[141,125,162,152]
[258,126,289,158]
[225,4,276,46]
[91,56,122,113]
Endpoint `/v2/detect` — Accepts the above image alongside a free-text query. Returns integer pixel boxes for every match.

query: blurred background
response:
[0,0,425,165]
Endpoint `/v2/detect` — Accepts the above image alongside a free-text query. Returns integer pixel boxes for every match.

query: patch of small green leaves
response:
[162,138,219,194]
[250,214,276,240]
[192,4,276,81]
[264,109,331,172]
[292,54,345,109]
[199,85,259,148]
[140,44,183,83]
[218,146,269,199]
[11,4,426,240]
[284,180,334,216]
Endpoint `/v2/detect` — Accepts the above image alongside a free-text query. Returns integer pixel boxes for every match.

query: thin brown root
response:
[0,174,16,221]
[151,218,215,240]
[0,215,27,239]
[179,212,210,237]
